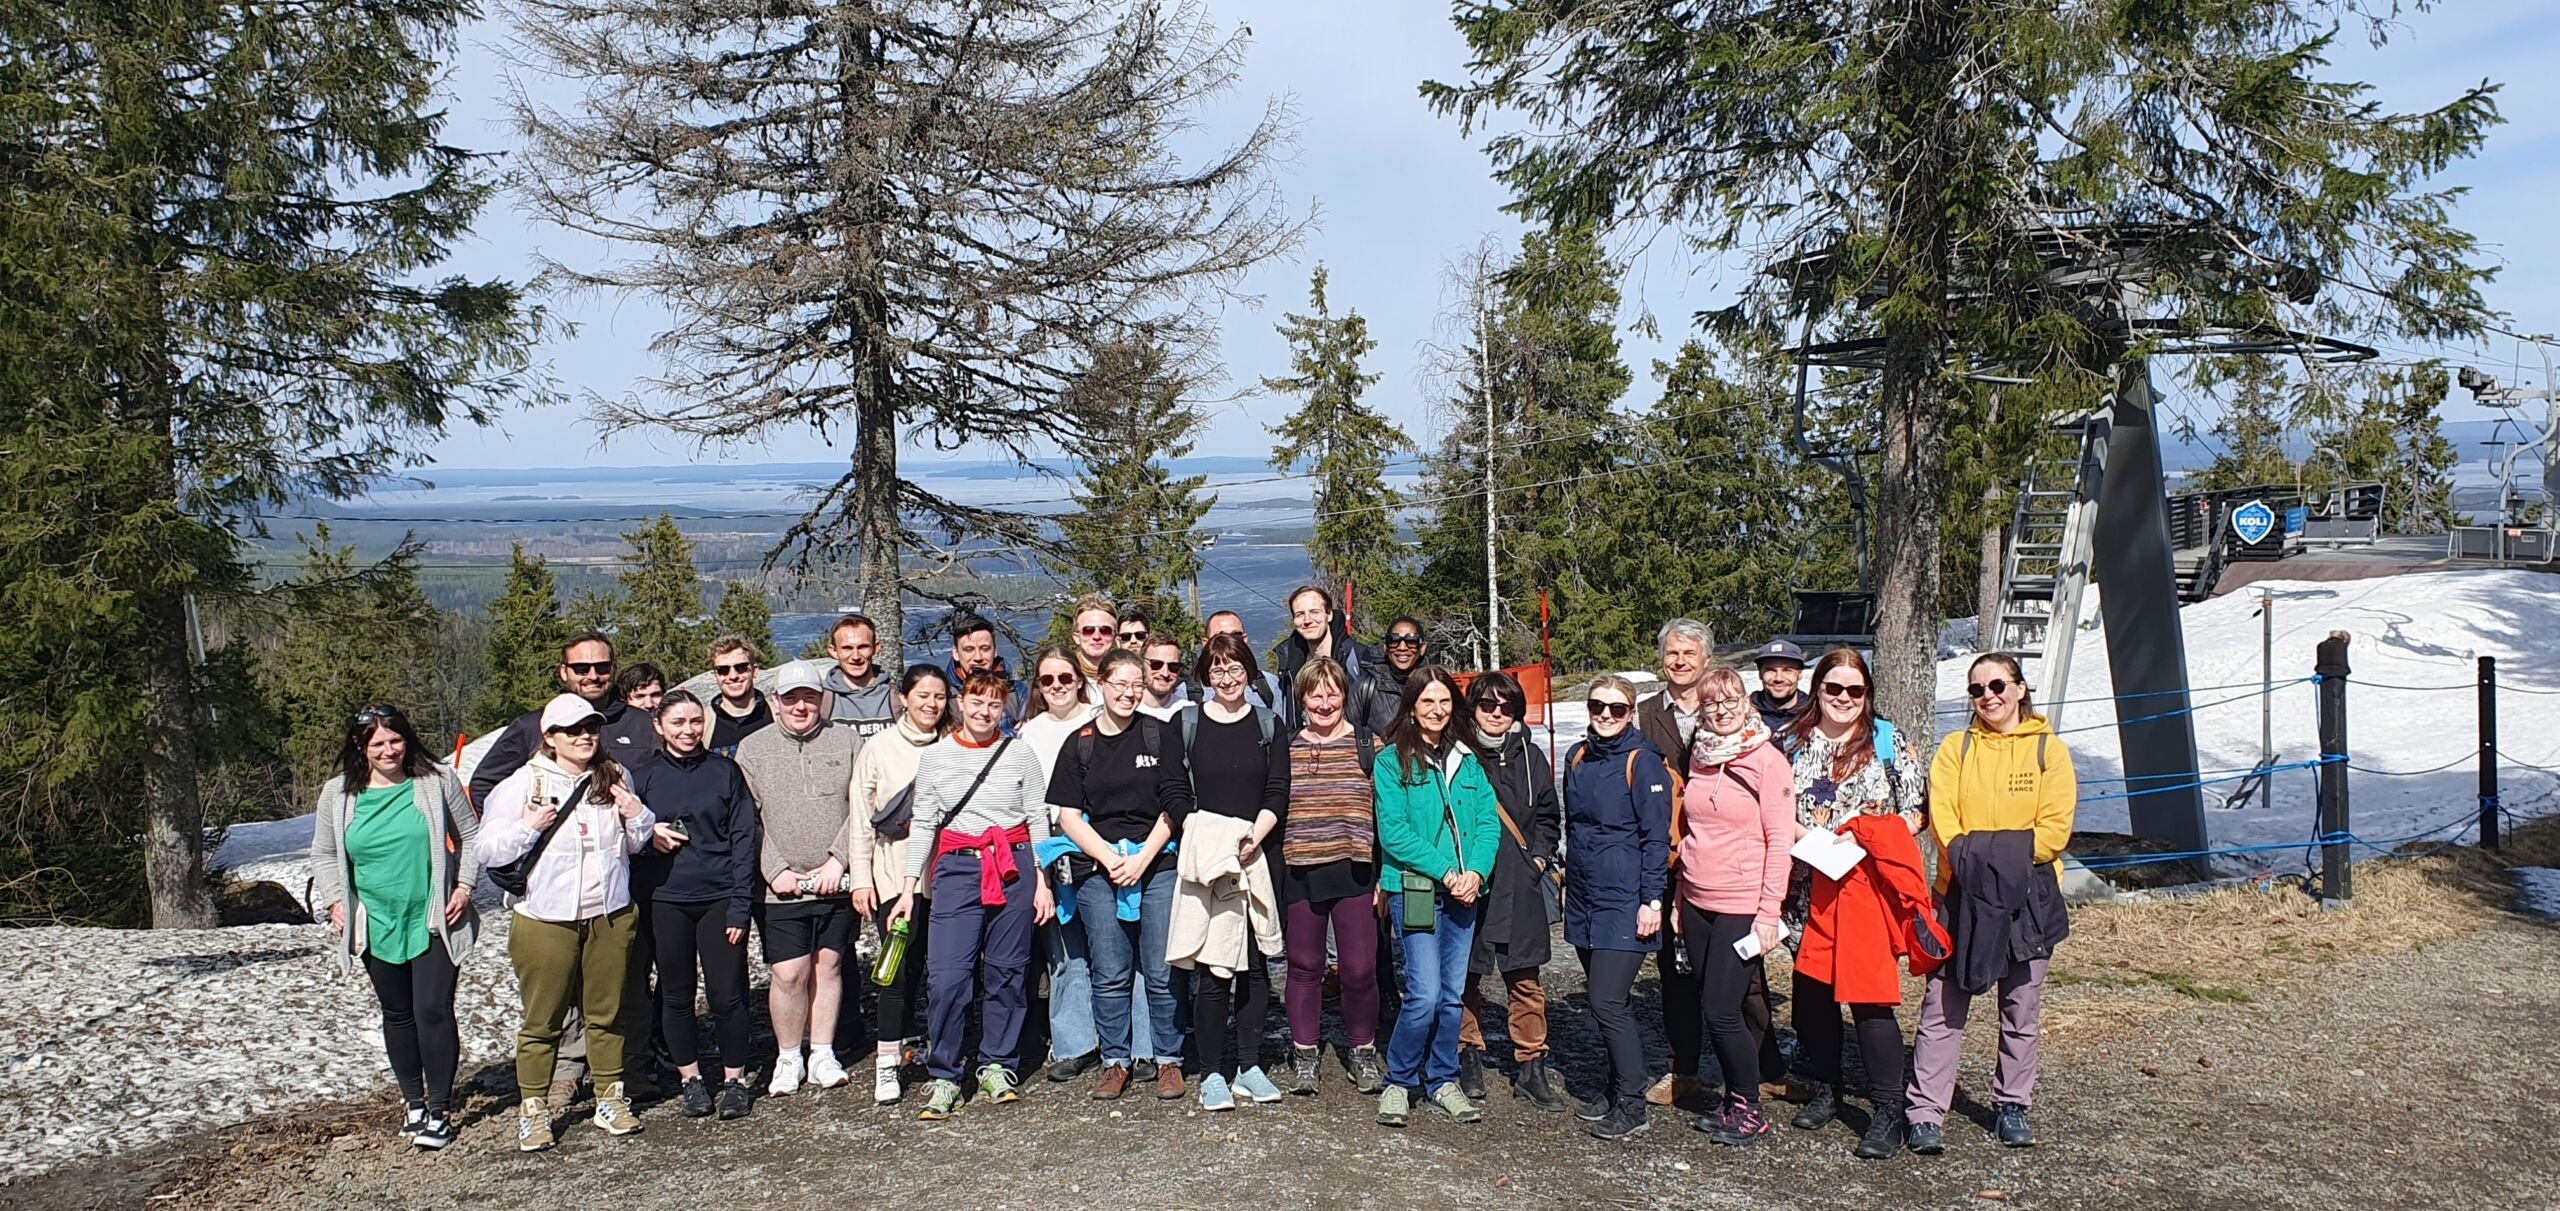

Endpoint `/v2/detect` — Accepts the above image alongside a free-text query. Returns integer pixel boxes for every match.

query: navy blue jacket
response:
[1561,726,1675,953]
[630,747,761,929]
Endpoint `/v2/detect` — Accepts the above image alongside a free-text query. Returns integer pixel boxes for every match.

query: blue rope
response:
[2072,756,2337,803]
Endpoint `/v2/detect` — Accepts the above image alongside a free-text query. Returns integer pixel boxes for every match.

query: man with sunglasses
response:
[1138,637,1188,720]
[823,614,902,737]
[1114,603,1154,654]
[706,635,773,756]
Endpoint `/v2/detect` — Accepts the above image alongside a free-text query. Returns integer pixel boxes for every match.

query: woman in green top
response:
[1371,666,1500,1128]
[309,704,480,1150]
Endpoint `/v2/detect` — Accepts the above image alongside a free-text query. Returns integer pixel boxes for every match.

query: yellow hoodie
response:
[1926,714,2077,894]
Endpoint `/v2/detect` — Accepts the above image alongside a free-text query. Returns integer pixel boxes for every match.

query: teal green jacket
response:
[1372,741,1500,890]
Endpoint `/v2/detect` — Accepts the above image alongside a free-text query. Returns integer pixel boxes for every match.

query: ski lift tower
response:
[1769,226,2375,858]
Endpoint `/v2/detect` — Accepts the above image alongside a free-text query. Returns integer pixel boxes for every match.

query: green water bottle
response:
[871,915,912,987]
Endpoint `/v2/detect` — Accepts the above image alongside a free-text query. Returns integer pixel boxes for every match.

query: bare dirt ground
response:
[9,889,2555,1211]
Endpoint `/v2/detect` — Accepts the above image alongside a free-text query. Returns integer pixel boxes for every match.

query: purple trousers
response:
[1283,895,1380,1048]
[1905,956,2048,1126]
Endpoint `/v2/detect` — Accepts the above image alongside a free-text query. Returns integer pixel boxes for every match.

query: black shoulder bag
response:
[486,774,592,897]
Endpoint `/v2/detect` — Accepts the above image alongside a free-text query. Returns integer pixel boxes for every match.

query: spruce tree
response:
[509,0,1298,670]
[2354,364,2461,534]
[263,526,445,805]
[471,544,569,732]
[709,580,778,667]
[1047,337,1217,641]
[615,513,708,677]
[0,0,546,925]
[2191,356,2302,492]
[1266,267,1412,602]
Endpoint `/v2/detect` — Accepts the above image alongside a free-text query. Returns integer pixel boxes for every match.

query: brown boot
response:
[1153,1062,1187,1100]
[1092,1065,1131,1101]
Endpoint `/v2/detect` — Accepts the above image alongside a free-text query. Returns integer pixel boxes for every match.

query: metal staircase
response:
[1992,412,2110,731]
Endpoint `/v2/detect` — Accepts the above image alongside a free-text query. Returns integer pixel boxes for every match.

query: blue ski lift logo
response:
[2230,499,2276,545]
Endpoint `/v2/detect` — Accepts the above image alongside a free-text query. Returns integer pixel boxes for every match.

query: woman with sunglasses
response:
[1781,647,1933,1159]
[1014,643,1104,1084]
[1673,665,1796,1147]
[888,670,1056,1120]
[629,691,760,1121]
[1278,655,1387,1097]
[1559,676,1673,1139]
[846,664,954,1104]
[1371,666,1499,1128]
[1048,649,1184,1100]
[1903,653,2076,1154]
[1454,671,1564,1112]
[311,703,479,1150]
[475,693,657,1151]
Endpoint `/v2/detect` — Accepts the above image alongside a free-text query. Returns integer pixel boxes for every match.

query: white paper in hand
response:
[1732,931,1764,960]
[1790,826,1867,881]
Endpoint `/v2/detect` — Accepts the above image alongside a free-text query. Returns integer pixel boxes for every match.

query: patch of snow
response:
[2516,868,2560,922]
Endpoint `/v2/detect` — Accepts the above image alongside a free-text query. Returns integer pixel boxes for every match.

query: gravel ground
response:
[6,904,2555,1210]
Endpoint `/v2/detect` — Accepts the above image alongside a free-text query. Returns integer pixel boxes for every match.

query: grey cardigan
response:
[308,768,482,975]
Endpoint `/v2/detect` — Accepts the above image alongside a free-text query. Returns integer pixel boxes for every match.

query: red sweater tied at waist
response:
[935,822,1031,905]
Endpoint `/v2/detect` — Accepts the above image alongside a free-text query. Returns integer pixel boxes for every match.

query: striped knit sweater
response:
[1282,733,1373,868]
[904,733,1053,882]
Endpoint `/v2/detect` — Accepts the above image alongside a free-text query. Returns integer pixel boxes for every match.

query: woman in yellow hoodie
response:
[1903,653,2075,1156]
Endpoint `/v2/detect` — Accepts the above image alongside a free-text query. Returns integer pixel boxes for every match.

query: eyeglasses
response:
[1036,672,1082,689]
[1077,624,1117,638]
[713,662,754,677]
[1208,665,1248,685]
[1705,697,1747,712]
[1585,699,1633,720]
[1819,681,1869,700]
[1474,698,1518,718]
[1117,628,1148,642]
[1145,658,1182,672]
[564,660,615,676]
[1384,634,1422,647]
[1967,678,2013,699]
[352,704,404,727]
[1103,678,1145,695]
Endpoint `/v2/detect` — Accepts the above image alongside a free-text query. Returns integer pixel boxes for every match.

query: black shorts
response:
[757,897,853,964]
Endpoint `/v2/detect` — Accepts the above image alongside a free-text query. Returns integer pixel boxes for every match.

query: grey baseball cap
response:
[1752,639,1808,666]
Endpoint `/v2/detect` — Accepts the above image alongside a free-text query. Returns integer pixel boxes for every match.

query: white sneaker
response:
[874,1058,902,1105]
[807,1050,850,1089]
[769,1051,804,1097]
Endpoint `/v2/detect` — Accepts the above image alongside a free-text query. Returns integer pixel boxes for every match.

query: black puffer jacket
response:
[1464,726,1560,973]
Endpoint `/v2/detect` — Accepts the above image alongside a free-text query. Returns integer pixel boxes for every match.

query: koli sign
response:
[2230,499,2277,545]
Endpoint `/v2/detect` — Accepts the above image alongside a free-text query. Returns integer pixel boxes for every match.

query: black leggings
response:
[1680,905,1764,1100]
[1193,963,1269,1081]
[651,899,751,1070]
[1576,946,1646,1107]
[361,945,460,1113]
[1793,971,1902,1109]
[873,897,930,1044]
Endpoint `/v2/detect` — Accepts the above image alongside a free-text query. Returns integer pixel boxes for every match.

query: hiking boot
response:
[1153,1062,1186,1100]
[413,1112,456,1150]
[1047,1050,1099,1083]
[546,1077,580,1109]
[717,1078,754,1120]
[1427,1081,1482,1123]
[592,1082,643,1135]
[1348,1045,1386,1094]
[976,1063,1020,1104]
[515,1097,555,1152]
[1576,1093,1613,1123]
[1908,1119,1945,1154]
[1706,1094,1773,1147]
[679,1075,715,1118]
[768,1051,804,1097]
[1791,1082,1838,1130]
[1092,1064,1131,1100]
[1290,1045,1322,1095]
[806,1050,850,1090]
[1200,1073,1237,1111]
[1512,1057,1566,1113]
[1854,1103,1907,1159]
[1589,1100,1650,1140]
[1996,1103,2034,1147]
[918,1078,963,1120]
[399,1104,427,1140]
[1645,1072,1700,1107]
[1456,1047,1486,1099]
[1376,1085,1410,1127]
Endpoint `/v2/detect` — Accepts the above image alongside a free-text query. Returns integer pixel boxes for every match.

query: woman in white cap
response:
[474,692,657,1152]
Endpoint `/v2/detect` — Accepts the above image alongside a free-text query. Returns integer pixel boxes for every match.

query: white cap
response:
[539,693,605,733]
[772,661,829,697]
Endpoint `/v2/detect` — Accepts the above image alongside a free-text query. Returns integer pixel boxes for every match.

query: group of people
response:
[310,585,2076,1163]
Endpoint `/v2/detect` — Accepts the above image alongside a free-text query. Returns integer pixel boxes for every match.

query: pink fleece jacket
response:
[1676,740,1795,922]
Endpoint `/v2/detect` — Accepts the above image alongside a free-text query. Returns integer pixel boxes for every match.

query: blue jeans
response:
[1385,892,1478,1093]
[1076,869,1179,1065]
[1044,910,1098,1063]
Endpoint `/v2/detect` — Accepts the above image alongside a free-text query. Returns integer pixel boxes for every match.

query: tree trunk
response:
[1976,489,2005,653]
[142,584,216,928]
[839,6,901,669]
[1868,0,1963,734]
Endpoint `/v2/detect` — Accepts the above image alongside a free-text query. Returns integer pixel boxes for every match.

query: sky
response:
[418,1,2560,475]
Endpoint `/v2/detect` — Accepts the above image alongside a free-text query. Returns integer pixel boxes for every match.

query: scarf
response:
[1690,713,1771,773]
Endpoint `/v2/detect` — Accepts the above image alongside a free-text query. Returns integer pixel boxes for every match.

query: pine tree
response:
[0,0,546,925]
[1266,267,1412,600]
[1427,0,2501,733]
[615,513,708,677]
[471,544,569,732]
[509,0,1298,671]
[1047,337,1217,641]
[2191,356,2302,492]
[709,580,777,666]
[262,526,445,805]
